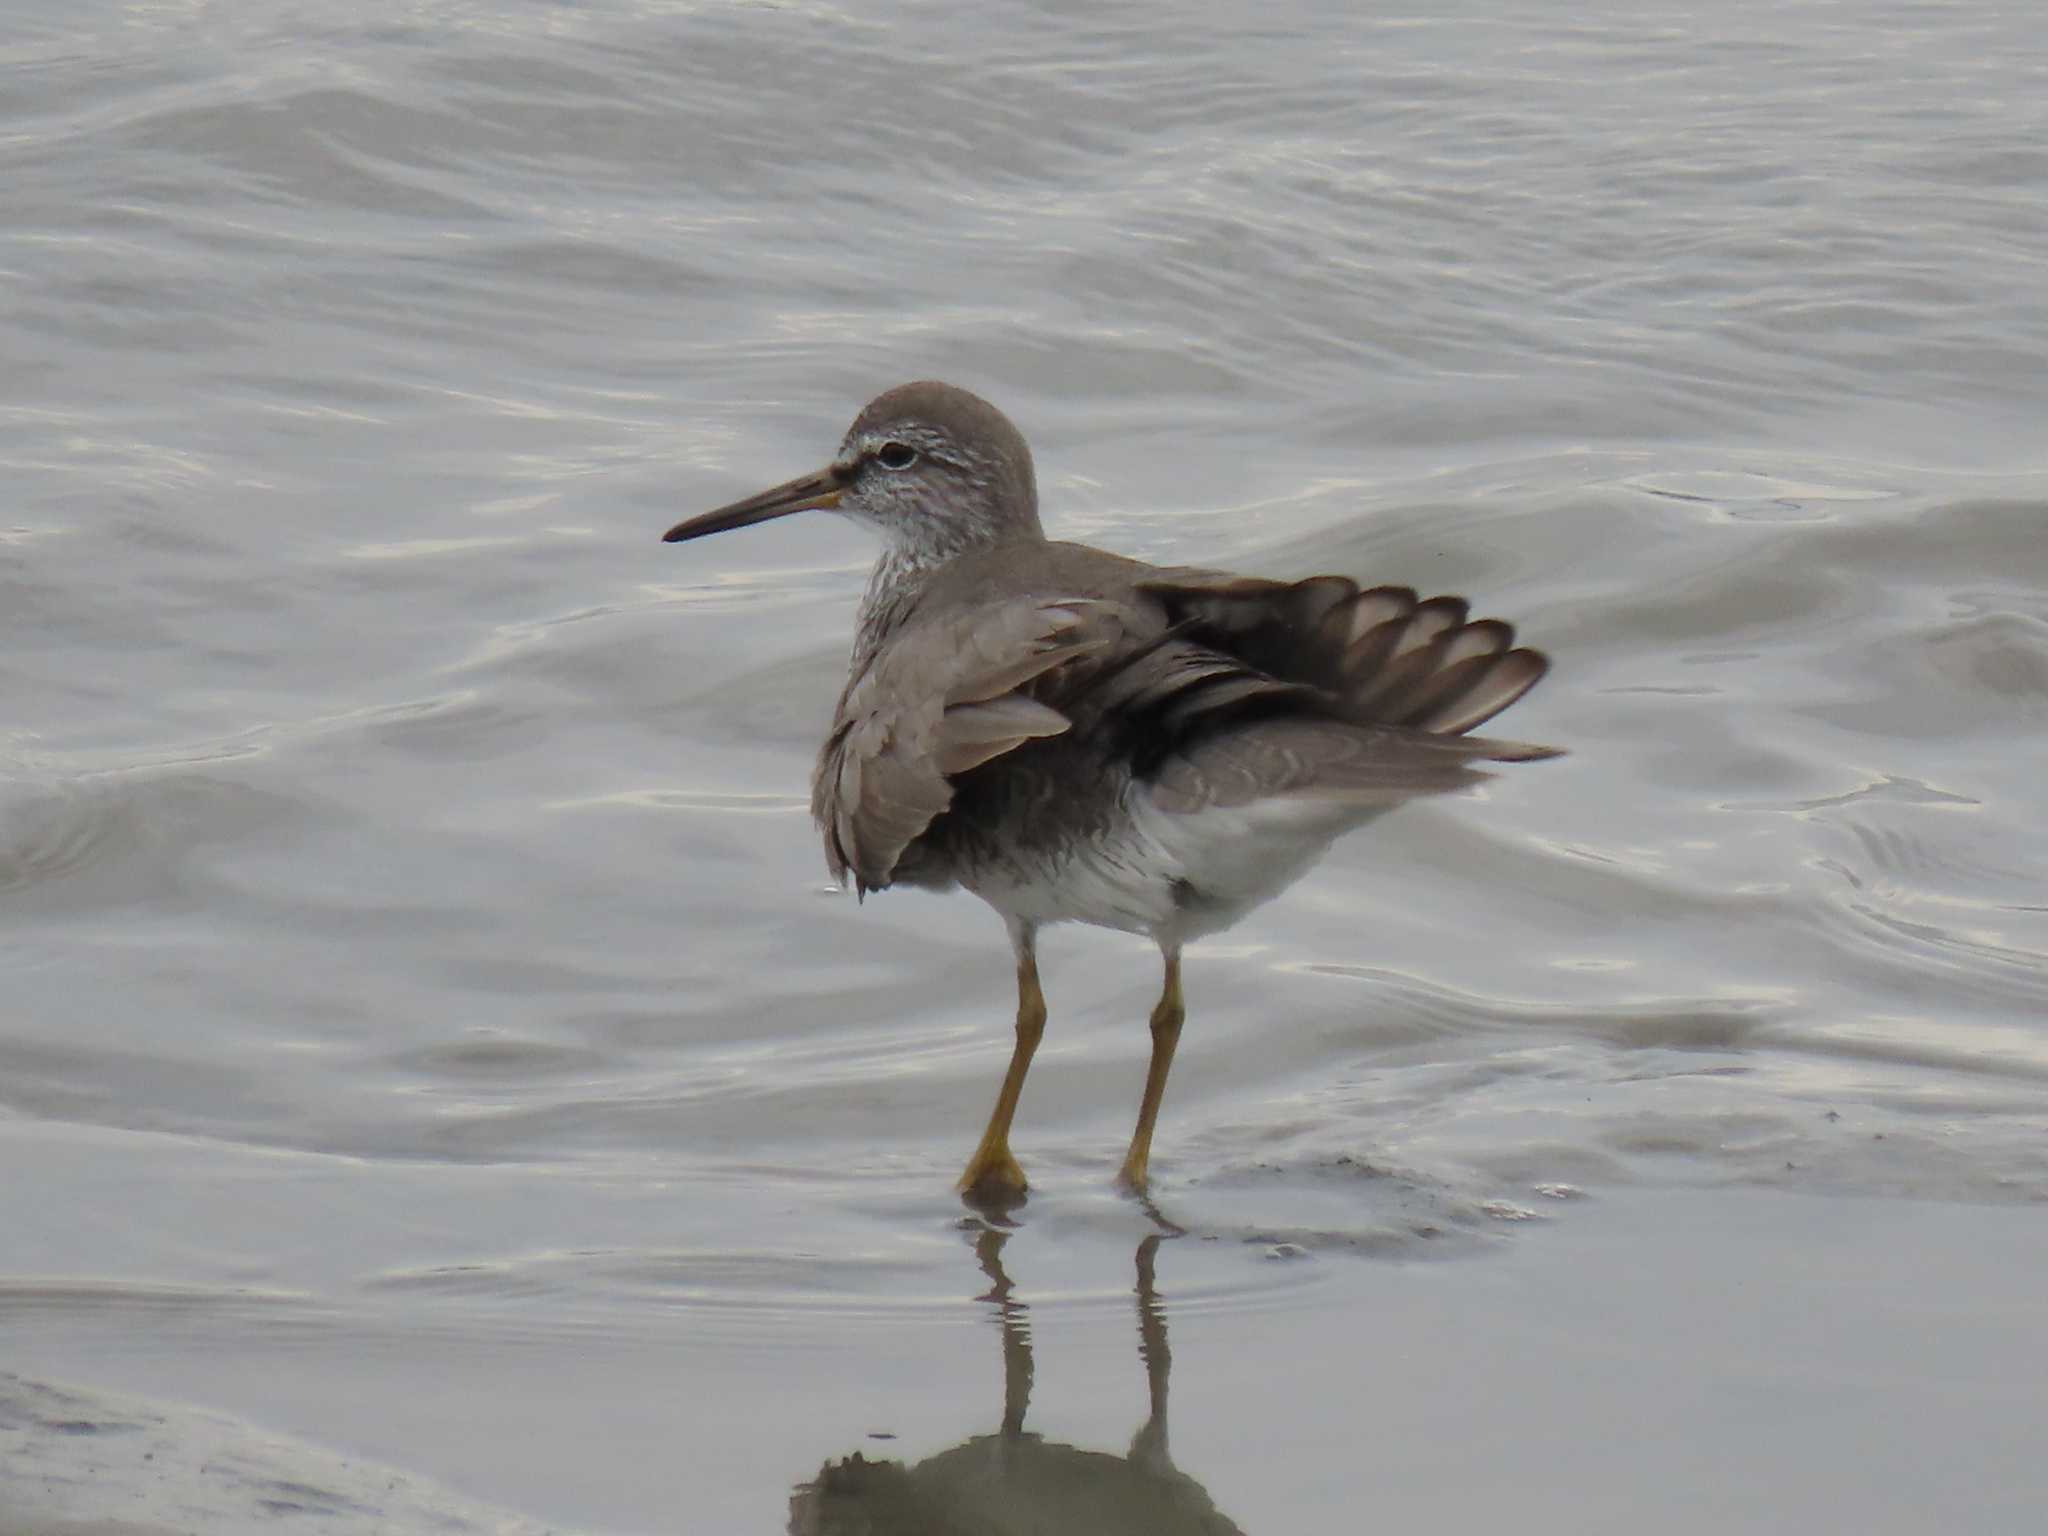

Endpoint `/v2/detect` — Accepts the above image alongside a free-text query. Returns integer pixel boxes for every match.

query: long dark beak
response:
[662,465,846,544]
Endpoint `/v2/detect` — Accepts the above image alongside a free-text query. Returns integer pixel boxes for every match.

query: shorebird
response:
[663,382,1558,1204]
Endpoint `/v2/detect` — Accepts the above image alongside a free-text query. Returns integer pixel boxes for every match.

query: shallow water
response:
[4,1,2046,1531]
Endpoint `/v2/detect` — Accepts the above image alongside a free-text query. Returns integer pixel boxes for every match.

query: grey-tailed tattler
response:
[663,381,1558,1206]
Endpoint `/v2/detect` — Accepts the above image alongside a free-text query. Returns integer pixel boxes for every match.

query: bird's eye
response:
[875,442,918,471]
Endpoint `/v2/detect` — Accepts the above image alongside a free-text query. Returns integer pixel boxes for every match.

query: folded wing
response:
[812,597,1126,893]
[813,562,1559,892]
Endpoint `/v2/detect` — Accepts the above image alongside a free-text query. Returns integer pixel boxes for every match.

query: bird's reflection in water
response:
[787,1226,1244,1535]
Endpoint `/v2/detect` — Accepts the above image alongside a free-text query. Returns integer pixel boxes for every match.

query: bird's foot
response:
[1114,1152,1151,1196]
[957,1147,1030,1213]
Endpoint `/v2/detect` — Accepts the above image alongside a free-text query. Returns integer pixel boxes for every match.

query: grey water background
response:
[4,0,2046,1530]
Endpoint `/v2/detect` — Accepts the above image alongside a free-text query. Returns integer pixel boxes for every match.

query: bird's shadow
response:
[786,1217,1242,1536]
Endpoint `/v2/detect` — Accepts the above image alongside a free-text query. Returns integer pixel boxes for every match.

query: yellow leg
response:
[959,928,1046,1204]
[1117,947,1185,1193]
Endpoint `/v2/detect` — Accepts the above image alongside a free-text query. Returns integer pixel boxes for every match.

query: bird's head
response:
[663,381,1043,562]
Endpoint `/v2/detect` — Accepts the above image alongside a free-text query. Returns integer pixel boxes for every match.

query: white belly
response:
[960,786,1387,946]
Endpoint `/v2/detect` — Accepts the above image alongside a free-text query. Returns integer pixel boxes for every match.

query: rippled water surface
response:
[4,2,2046,1531]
